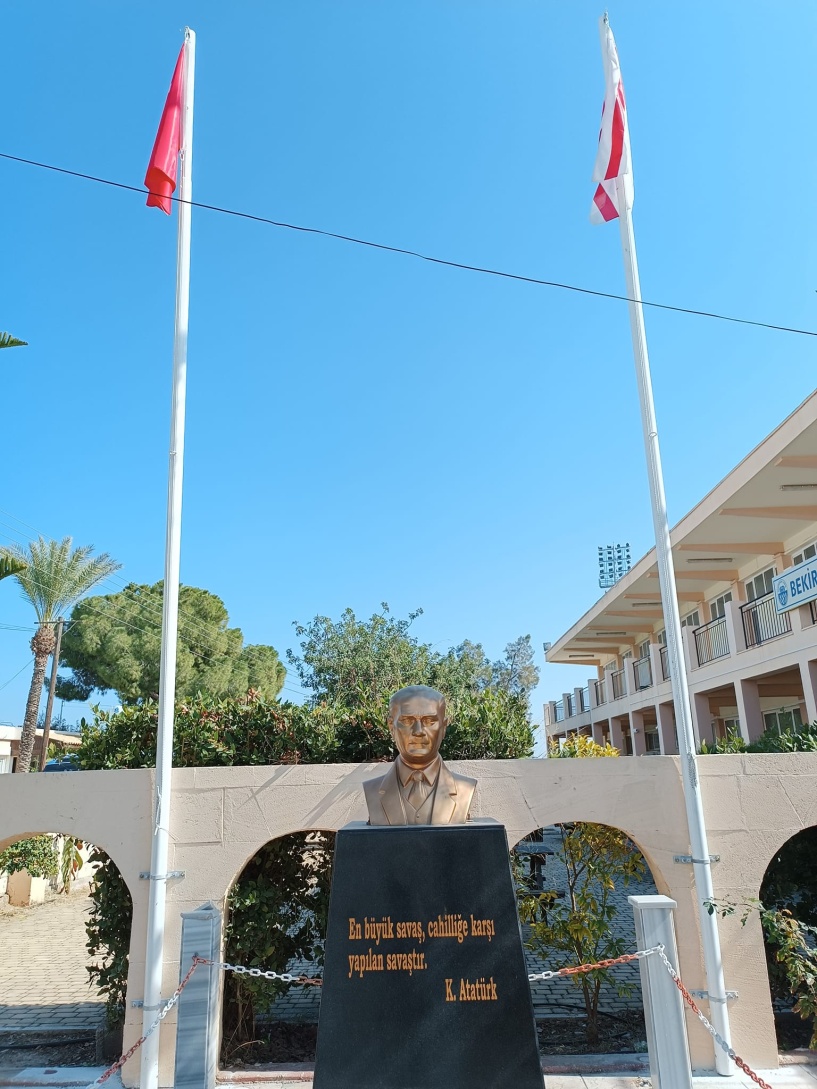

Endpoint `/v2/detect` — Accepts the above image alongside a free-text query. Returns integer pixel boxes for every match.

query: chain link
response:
[654,946,775,1089]
[86,945,777,1089]
[212,960,323,986]
[528,945,659,982]
[84,955,207,1089]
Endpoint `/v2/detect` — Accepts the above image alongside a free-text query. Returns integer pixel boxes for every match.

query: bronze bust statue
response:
[363,685,476,826]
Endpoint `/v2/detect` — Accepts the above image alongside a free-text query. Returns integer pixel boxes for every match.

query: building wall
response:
[1,756,815,1082]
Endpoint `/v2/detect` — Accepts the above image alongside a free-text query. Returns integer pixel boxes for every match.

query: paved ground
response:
[0,1067,815,1088]
[0,890,105,1031]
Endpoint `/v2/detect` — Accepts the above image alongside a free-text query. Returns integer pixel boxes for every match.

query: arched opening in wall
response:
[513,822,658,1057]
[0,833,133,1069]
[758,825,817,1052]
[221,830,335,1070]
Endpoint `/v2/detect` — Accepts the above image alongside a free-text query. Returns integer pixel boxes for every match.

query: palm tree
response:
[3,537,120,773]
[0,332,27,349]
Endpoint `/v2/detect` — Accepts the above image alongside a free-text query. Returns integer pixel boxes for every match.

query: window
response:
[762,707,803,734]
[745,566,775,602]
[0,754,10,774]
[622,650,633,660]
[644,730,661,754]
[709,592,733,620]
[722,717,741,737]
[657,629,666,645]
[792,541,817,566]
[637,640,650,659]
[681,610,700,629]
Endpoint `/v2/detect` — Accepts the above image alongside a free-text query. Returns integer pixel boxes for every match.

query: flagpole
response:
[613,169,733,1075]
[140,27,195,1089]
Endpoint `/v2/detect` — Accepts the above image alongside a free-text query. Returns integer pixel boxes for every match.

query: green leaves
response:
[0,555,26,580]
[0,331,27,349]
[1,536,120,624]
[0,835,58,879]
[59,582,285,704]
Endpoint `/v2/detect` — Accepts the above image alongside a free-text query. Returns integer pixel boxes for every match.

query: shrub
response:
[0,835,58,879]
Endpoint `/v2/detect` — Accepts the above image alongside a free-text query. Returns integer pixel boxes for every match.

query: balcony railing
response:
[580,686,590,712]
[566,693,577,718]
[610,668,625,700]
[633,656,653,690]
[694,615,730,665]
[660,644,670,681]
[594,678,606,706]
[554,699,565,723]
[741,592,792,648]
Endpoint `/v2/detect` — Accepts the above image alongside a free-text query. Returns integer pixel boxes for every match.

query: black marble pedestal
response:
[313,819,543,1089]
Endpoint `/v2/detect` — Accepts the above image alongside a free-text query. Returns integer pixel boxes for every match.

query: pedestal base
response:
[314,819,542,1089]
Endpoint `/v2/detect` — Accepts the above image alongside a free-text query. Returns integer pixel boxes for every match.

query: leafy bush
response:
[699,720,817,755]
[708,898,817,1049]
[0,835,58,879]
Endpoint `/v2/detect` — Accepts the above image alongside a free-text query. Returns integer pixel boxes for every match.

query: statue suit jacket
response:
[363,760,476,826]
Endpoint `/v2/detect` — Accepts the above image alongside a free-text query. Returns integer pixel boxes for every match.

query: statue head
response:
[387,685,448,770]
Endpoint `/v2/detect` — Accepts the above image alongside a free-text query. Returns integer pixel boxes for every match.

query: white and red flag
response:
[144,44,185,213]
[590,16,632,224]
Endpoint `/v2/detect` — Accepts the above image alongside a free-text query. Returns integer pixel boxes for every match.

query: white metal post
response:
[615,171,733,1074]
[140,27,196,1089]
[629,895,692,1089]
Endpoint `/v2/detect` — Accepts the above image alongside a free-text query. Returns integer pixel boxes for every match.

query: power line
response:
[0,658,34,693]
[2,150,815,340]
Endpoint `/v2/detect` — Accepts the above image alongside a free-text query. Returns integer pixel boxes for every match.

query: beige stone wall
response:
[2,753,815,1083]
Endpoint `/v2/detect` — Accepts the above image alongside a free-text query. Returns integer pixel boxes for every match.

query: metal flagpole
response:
[613,171,734,1075]
[140,27,196,1089]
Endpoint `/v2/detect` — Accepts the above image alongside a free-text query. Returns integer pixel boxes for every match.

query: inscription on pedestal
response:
[314,820,543,1089]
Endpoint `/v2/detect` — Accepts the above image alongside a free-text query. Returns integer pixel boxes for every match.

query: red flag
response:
[145,45,185,214]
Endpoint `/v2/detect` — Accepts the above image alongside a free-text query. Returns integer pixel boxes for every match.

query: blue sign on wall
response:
[773,555,817,614]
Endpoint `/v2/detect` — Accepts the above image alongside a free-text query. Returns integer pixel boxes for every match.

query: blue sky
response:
[1,2,816,739]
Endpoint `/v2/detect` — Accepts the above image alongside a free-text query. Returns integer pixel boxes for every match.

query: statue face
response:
[389,692,446,769]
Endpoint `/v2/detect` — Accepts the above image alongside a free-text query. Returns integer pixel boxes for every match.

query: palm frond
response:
[0,555,26,580]
[1,536,121,623]
[0,332,27,349]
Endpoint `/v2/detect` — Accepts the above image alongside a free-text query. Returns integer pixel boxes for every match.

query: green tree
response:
[288,604,539,713]
[2,537,119,773]
[57,582,285,704]
[519,734,646,1043]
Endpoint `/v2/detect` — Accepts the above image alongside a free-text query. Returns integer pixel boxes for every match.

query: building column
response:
[656,702,678,755]
[734,678,765,743]
[630,710,647,756]
[691,691,712,750]
[798,659,817,725]
[609,717,625,753]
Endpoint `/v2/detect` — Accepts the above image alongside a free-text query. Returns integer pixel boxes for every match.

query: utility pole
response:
[39,617,64,771]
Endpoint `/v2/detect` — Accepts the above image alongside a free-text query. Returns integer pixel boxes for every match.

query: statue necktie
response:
[407,771,430,811]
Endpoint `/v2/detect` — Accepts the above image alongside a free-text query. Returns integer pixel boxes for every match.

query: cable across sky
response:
[1,150,815,340]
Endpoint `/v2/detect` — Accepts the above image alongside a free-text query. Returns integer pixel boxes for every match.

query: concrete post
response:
[628,895,692,1089]
[681,624,698,671]
[630,710,647,756]
[588,678,599,710]
[657,702,678,755]
[723,599,742,655]
[648,642,663,687]
[609,717,625,752]
[734,678,765,743]
[798,658,817,725]
[174,902,223,1089]
[691,692,713,750]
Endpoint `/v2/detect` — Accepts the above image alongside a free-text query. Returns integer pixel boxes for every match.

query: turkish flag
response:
[144,45,185,214]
